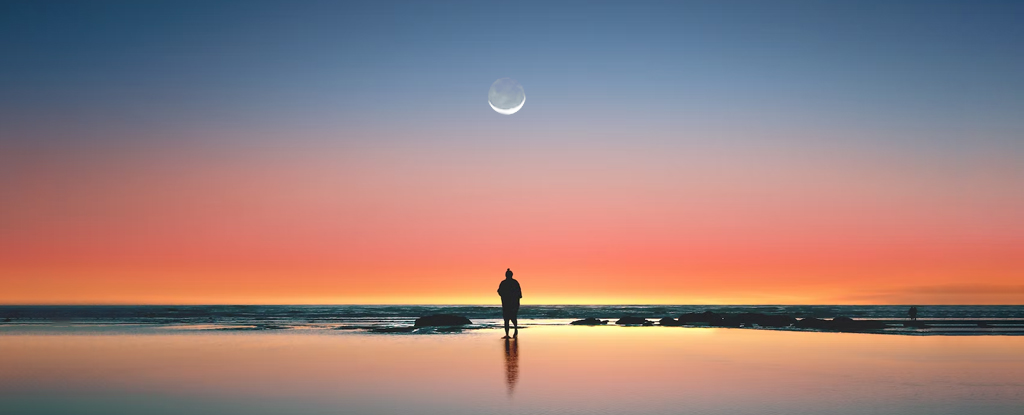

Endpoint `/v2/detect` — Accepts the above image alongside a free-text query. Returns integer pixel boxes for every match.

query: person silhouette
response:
[909,306,918,321]
[497,268,522,338]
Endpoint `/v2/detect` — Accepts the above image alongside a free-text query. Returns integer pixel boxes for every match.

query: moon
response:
[488,78,525,115]
[489,95,524,115]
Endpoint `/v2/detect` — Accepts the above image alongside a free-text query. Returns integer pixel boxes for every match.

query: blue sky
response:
[2,0,1022,147]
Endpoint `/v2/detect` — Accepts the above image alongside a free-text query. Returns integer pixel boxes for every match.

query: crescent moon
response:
[489,93,525,115]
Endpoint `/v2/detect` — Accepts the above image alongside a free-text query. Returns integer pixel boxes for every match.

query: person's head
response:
[505,268,513,279]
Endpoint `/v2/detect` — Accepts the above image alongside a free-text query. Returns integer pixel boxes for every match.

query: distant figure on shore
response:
[497,268,522,338]
[909,306,918,321]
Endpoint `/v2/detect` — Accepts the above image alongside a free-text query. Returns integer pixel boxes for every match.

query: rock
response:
[413,314,472,327]
[677,313,701,323]
[709,315,743,327]
[855,320,889,330]
[795,316,887,331]
[659,317,682,326]
[676,311,797,328]
[678,311,723,324]
[615,316,653,326]
[570,318,608,325]
[830,316,887,331]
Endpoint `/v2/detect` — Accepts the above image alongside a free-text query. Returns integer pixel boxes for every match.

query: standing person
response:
[497,268,522,338]
[909,306,918,321]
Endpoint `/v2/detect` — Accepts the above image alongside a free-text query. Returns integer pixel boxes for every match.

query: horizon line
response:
[1,303,1020,307]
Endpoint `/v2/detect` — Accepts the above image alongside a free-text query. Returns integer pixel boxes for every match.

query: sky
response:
[1,0,1023,305]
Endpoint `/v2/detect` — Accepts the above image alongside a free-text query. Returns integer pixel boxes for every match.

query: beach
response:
[2,318,1023,415]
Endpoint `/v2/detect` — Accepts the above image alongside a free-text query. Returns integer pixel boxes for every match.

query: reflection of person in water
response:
[497,268,522,339]
[504,337,519,396]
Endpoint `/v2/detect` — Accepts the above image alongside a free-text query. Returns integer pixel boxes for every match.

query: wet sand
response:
[1,325,1023,415]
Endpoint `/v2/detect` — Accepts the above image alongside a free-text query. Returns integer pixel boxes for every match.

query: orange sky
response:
[2,128,1022,305]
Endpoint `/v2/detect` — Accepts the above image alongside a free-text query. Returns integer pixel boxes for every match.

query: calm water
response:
[1,324,1023,415]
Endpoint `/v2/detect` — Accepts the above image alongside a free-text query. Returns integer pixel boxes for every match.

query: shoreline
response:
[3,317,1024,336]
[2,305,1022,336]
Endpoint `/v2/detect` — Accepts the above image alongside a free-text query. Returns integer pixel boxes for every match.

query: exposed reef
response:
[672,312,797,328]
[615,316,654,326]
[414,314,473,327]
[570,318,608,325]
[569,311,1018,335]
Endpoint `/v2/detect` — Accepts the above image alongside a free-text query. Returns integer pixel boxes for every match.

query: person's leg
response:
[512,303,520,337]
[504,318,510,337]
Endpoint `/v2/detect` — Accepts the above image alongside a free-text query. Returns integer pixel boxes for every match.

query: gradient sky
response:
[2,0,1023,304]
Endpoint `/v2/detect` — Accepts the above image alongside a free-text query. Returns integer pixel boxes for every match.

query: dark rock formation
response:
[565,310,896,333]
[857,319,889,330]
[796,316,887,331]
[830,317,887,331]
[678,311,722,324]
[570,318,608,325]
[709,315,743,327]
[615,316,653,326]
[676,312,794,328]
[414,314,472,327]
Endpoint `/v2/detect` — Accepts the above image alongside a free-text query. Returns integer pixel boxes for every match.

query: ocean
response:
[2,305,1022,331]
